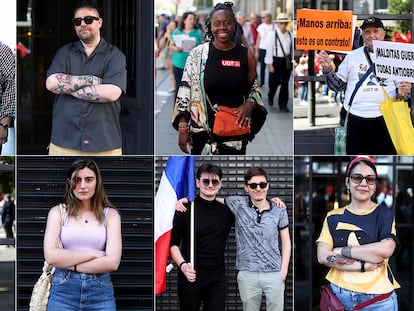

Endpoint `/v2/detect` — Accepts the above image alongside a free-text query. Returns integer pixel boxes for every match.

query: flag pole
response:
[190,201,195,267]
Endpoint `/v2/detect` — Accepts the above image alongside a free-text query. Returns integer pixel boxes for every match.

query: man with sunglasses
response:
[225,167,291,311]
[46,2,126,155]
[170,163,235,310]
[173,165,288,310]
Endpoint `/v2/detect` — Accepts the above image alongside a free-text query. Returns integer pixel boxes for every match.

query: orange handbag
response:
[212,105,250,137]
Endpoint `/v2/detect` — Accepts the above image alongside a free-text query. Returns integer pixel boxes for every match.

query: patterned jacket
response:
[172,42,263,134]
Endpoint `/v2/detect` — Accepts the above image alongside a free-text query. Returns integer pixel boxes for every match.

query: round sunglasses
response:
[201,178,220,187]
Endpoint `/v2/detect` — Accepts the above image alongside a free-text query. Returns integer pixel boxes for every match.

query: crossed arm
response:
[317,238,396,272]
[46,73,122,103]
[43,205,122,274]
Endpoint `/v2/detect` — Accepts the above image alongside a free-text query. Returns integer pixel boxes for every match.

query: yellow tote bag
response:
[380,88,414,155]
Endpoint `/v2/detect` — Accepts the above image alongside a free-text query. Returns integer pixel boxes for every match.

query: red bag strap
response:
[353,291,393,310]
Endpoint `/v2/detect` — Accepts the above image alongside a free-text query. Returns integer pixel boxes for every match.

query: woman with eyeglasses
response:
[317,156,399,310]
[44,159,121,310]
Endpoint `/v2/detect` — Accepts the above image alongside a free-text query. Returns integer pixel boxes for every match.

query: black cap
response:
[360,17,384,30]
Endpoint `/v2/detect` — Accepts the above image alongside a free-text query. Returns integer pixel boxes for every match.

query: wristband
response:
[179,261,187,270]
[360,260,365,272]
[341,246,352,258]
[178,127,189,133]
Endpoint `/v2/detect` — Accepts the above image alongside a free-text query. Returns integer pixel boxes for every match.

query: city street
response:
[155,66,294,155]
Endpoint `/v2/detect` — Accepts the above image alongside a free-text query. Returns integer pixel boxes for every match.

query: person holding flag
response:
[170,163,233,310]
[154,156,196,295]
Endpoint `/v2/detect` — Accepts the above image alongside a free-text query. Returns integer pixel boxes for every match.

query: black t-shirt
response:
[170,195,235,270]
[204,42,250,109]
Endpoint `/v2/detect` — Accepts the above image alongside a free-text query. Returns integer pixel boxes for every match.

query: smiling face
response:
[244,175,269,203]
[346,162,377,203]
[69,167,97,202]
[210,9,235,44]
[196,172,222,201]
[73,7,102,44]
[362,25,386,52]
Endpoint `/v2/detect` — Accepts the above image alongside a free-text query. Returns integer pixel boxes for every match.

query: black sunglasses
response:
[72,16,100,26]
[201,178,220,187]
[349,174,376,185]
[247,182,268,190]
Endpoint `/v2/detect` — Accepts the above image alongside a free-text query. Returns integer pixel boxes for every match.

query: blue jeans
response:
[330,283,397,311]
[48,268,116,311]
[237,270,284,311]
[300,83,308,101]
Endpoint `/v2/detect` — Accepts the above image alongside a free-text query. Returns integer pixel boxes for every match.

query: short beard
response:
[78,31,96,45]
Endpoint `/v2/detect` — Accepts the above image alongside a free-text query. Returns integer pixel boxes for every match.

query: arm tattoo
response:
[327,255,355,266]
[54,74,101,94]
[74,85,100,102]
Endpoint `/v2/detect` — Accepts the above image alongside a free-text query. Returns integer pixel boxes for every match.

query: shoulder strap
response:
[59,203,67,226]
[353,291,393,310]
[348,63,375,107]
[275,30,288,57]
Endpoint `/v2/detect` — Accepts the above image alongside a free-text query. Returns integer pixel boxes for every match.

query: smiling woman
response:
[316,156,400,310]
[172,2,264,155]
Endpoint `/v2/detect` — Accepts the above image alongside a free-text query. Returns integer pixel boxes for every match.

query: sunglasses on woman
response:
[247,182,268,189]
[349,174,376,185]
[72,16,100,26]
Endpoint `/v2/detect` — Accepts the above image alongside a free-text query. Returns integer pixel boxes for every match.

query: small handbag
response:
[320,285,345,311]
[213,105,250,137]
[320,284,394,311]
[275,30,293,71]
[29,261,56,311]
[29,204,67,311]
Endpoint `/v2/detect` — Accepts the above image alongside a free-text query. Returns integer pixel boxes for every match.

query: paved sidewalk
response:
[293,94,342,155]
[155,67,293,155]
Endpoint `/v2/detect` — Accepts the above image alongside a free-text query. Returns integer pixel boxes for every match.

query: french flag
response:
[154,156,195,294]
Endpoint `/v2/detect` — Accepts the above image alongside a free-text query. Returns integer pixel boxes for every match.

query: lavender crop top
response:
[60,207,109,251]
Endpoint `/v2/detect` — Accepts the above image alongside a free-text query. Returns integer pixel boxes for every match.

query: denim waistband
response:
[55,268,109,279]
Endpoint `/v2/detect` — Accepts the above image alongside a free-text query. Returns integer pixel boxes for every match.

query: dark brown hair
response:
[64,159,114,223]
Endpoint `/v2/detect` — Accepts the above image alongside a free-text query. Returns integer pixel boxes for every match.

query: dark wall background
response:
[155,156,294,311]
[17,0,154,155]
[16,156,153,310]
